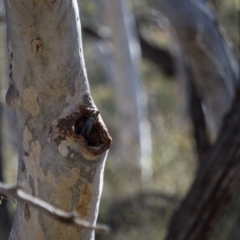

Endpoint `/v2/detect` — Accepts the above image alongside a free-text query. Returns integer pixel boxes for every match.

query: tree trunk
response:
[158,0,240,239]
[4,1,112,239]
[175,49,211,162]
[165,90,240,240]
[0,104,12,240]
[0,9,12,239]
[156,0,239,135]
[100,0,152,182]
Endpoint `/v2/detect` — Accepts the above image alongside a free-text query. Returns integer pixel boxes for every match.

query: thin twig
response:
[0,182,109,234]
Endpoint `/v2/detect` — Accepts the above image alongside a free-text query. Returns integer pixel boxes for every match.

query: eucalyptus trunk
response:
[101,0,152,182]
[4,1,112,239]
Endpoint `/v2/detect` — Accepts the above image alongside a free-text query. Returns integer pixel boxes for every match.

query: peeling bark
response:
[4,1,112,239]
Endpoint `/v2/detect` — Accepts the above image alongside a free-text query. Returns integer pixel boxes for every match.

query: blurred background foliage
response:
[0,0,239,239]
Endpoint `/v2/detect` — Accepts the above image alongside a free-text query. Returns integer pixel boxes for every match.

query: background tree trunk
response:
[99,0,152,183]
[4,1,111,239]
[159,0,240,239]
[175,48,211,162]
[165,90,240,240]
[0,6,12,238]
[0,104,12,240]
[157,0,239,135]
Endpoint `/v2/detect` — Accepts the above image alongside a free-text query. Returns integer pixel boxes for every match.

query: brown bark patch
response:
[33,0,44,7]
[31,38,44,53]
[76,184,92,218]
[24,204,30,221]
[52,107,112,160]
[23,86,40,116]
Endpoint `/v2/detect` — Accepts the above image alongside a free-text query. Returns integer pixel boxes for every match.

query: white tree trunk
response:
[100,0,152,182]
[4,1,112,239]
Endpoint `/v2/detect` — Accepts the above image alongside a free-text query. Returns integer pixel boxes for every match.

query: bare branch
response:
[189,0,217,22]
[0,182,109,234]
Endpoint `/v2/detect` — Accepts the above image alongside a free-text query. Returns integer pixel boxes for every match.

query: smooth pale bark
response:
[157,0,239,134]
[100,0,152,182]
[4,1,112,239]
